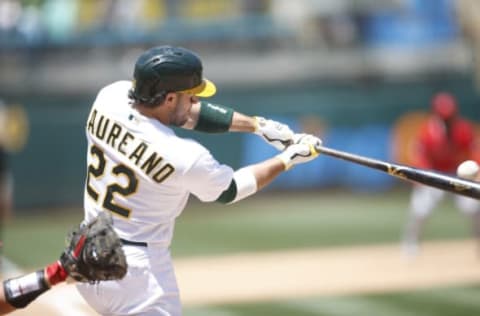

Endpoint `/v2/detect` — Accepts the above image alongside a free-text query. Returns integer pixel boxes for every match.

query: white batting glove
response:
[276,133,322,170]
[254,116,294,151]
[292,133,323,147]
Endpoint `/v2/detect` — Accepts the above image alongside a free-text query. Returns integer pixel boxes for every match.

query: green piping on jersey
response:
[194,102,234,133]
[216,179,237,204]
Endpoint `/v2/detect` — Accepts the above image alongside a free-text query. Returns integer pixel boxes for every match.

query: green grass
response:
[183,285,480,316]
[2,207,84,268]
[2,190,473,268]
[172,190,471,256]
[3,189,479,316]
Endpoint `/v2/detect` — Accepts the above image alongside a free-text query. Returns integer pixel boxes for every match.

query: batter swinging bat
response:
[315,145,480,199]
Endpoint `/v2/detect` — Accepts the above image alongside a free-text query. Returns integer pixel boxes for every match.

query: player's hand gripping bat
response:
[314,145,480,199]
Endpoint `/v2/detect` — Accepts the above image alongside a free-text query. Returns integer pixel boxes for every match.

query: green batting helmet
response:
[129,46,216,105]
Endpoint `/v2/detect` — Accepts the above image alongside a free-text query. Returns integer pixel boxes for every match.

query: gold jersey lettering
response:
[87,109,97,135]
[106,123,123,147]
[118,132,134,155]
[153,164,175,183]
[129,142,148,165]
[141,152,163,175]
[96,115,110,140]
[87,108,175,183]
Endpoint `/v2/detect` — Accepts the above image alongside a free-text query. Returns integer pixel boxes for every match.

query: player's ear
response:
[160,92,176,109]
[164,92,178,104]
[169,92,180,102]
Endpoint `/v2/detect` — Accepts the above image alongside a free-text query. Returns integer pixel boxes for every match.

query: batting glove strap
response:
[277,144,319,170]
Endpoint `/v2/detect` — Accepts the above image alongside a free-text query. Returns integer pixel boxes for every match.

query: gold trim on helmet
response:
[179,78,216,97]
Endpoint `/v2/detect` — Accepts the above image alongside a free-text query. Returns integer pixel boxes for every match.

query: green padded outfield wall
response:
[6,75,480,210]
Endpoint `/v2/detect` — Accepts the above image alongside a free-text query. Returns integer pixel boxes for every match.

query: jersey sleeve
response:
[452,119,475,149]
[182,151,234,202]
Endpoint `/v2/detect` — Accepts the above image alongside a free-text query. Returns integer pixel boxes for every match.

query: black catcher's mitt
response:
[60,211,127,283]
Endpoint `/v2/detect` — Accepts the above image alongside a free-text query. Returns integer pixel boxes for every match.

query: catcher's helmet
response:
[129,46,216,105]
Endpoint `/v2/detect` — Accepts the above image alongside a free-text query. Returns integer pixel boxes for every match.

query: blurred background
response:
[2,0,480,208]
[2,0,480,315]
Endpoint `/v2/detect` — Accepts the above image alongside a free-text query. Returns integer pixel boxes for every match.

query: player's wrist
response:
[276,152,293,170]
[3,270,51,308]
[44,260,68,286]
[253,116,263,134]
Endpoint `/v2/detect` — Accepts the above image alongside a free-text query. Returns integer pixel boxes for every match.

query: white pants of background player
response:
[403,184,480,253]
[76,244,181,316]
[410,185,480,217]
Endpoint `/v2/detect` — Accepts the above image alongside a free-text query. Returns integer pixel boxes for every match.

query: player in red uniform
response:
[402,92,480,256]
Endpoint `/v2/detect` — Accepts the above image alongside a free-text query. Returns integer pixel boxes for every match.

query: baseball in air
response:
[456,160,480,180]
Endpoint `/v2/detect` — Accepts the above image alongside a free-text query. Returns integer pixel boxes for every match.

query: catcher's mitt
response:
[60,211,127,283]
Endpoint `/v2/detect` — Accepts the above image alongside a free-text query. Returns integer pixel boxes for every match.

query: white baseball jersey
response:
[83,80,233,244]
[78,80,234,315]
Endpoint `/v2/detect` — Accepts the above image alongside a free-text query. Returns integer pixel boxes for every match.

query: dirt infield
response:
[8,239,480,315]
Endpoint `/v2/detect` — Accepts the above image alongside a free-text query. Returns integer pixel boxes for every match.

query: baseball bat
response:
[316,145,480,199]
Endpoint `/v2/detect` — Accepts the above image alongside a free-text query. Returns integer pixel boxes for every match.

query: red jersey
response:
[412,116,475,173]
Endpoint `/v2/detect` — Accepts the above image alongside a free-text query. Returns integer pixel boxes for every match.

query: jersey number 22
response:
[86,145,138,218]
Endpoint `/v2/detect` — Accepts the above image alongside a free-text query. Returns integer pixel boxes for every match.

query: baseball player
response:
[75,45,322,315]
[402,92,480,256]
[0,212,126,315]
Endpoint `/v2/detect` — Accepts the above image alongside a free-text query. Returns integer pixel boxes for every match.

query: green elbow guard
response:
[216,180,237,204]
[194,102,234,133]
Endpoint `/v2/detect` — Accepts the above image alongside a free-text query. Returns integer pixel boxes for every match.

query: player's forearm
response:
[250,157,286,190]
[183,102,255,133]
[217,157,285,204]
[185,102,296,151]
[243,136,321,191]
[216,135,321,204]
[1,261,67,310]
[229,112,256,133]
